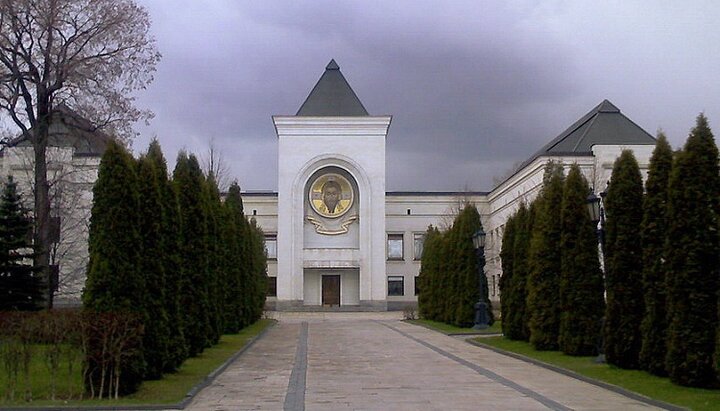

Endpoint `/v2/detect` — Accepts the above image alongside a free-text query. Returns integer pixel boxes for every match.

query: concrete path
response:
[187,313,663,411]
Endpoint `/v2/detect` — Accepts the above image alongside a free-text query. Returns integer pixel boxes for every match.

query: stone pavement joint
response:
[381,322,573,411]
[284,321,308,411]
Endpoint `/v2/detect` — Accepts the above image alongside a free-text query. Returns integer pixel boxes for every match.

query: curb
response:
[0,320,276,411]
[405,320,502,337]
[466,339,687,411]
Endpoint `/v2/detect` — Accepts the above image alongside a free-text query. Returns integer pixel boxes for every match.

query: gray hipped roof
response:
[535,99,655,155]
[296,60,369,116]
[4,104,110,156]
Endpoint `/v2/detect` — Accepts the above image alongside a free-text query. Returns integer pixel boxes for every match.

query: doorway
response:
[322,275,341,306]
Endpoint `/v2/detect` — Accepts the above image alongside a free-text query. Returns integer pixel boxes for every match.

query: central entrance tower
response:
[273,60,392,310]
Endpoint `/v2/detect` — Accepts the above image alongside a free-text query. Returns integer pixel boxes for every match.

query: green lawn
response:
[0,319,273,407]
[477,337,720,411]
[409,318,502,335]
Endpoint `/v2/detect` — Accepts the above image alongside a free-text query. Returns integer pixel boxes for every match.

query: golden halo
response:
[309,173,354,218]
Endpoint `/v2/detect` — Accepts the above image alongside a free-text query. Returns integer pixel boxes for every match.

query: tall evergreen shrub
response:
[173,153,211,357]
[508,202,533,341]
[666,114,720,387]
[559,164,604,356]
[418,225,441,320]
[527,162,564,350]
[449,205,486,327]
[639,134,673,376]
[135,155,172,379]
[499,214,516,336]
[604,150,645,369]
[83,140,145,395]
[146,140,187,370]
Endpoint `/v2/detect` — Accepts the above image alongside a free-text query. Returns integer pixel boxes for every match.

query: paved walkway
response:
[187,313,663,411]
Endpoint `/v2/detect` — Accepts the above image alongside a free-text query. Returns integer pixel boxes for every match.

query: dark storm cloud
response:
[133,1,720,191]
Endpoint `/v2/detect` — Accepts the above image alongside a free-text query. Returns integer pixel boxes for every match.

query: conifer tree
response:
[173,153,211,356]
[246,218,268,324]
[135,155,172,379]
[203,175,224,344]
[559,164,605,356]
[223,183,245,333]
[83,140,145,394]
[450,204,486,327]
[418,225,441,320]
[0,176,43,310]
[508,202,533,341]
[527,162,564,350]
[604,150,644,369]
[146,140,187,370]
[639,134,673,376]
[665,114,720,387]
[499,214,516,336]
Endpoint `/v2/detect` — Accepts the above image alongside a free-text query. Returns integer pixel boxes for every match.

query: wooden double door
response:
[322,275,341,306]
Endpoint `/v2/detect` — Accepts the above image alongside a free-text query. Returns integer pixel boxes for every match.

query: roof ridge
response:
[572,112,600,151]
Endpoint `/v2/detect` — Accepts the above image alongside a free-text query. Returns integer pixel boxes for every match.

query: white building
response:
[0,61,657,310]
[246,60,656,310]
[0,106,108,306]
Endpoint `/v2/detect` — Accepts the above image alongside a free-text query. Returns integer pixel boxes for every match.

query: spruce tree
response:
[639,134,673,376]
[83,140,145,394]
[173,153,211,356]
[604,150,645,369]
[0,176,43,310]
[508,202,533,341]
[559,164,605,356]
[527,162,564,350]
[499,214,516,337]
[666,114,720,387]
[135,155,172,379]
[146,140,187,370]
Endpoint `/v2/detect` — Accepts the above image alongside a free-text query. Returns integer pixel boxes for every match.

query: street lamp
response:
[586,190,607,269]
[472,228,490,330]
[587,189,607,363]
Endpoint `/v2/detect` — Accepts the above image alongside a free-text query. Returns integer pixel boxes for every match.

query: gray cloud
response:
[133,1,720,191]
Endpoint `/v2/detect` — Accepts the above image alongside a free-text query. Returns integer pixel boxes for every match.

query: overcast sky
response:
[132,1,720,191]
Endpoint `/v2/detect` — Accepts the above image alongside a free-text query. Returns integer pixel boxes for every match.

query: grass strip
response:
[408,318,502,335]
[0,319,274,409]
[475,336,720,411]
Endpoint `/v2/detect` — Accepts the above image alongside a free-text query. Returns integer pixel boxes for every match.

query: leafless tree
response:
[201,137,232,192]
[0,0,160,307]
[13,146,95,304]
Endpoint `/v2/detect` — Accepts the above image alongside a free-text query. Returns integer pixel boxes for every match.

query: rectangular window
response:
[491,275,496,297]
[388,276,404,296]
[387,233,404,260]
[413,233,425,260]
[267,276,277,297]
[265,234,277,260]
[414,276,420,296]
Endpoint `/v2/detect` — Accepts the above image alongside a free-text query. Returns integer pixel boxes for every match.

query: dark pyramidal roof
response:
[296,59,369,116]
[5,104,110,156]
[536,99,655,155]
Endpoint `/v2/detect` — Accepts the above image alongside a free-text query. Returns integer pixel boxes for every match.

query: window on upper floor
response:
[413,233,425,260]
[387,233,404,260]
[264,234,277,260]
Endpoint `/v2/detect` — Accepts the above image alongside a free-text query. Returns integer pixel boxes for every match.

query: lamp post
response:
[586,189,607,362]
[586,190,607,271]
[472,229,490,330]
